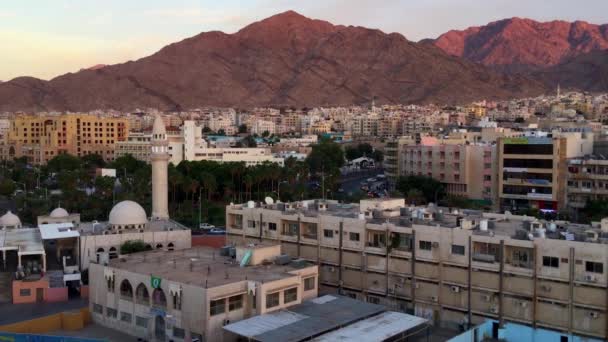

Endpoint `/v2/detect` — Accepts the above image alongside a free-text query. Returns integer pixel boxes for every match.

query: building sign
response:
[151,275,162,289]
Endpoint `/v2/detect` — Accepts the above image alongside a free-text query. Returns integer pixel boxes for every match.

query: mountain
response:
[535,49,608,92]
[432,18,608,71]
[0,11,547,112]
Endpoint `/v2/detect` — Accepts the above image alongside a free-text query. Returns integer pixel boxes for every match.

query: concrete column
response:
[42,253,47,272]
[17,253,21,268]
[2,250,5,270]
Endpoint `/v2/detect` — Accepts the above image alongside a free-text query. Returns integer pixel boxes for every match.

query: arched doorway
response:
[155,315,165,341]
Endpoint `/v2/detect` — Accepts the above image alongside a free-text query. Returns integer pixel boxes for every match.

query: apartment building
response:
[399,143,497,203]
[89,244,318,342]
[384,136,415,188]
[226,198,608,339]
[566,156,608,211]
[115,131,183,165]
[498,133,593,213]
[3,114,129,164]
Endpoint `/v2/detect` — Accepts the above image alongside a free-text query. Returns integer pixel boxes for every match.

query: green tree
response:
[47,154,82,173]
[238,124,248,134]
[306,138,344,175]
[396,175,445,204]
[0,178,16,196]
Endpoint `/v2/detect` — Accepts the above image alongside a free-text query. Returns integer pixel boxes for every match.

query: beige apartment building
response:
[400,143,497,203]
[566,157,608,212]
[2,114,129,164]
[89,244,318,342]
[498,133,593,213]
[226,198,608,339]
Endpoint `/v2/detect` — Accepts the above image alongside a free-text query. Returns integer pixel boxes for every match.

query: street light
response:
[276,180,288,202]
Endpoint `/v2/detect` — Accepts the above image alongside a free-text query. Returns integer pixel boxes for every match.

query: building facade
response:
[3,114,129,164]
[226,199,608,339]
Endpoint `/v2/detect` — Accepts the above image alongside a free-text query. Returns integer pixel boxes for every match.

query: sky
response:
[1,0,608,81]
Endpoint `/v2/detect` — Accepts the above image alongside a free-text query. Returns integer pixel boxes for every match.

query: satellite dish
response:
[247,201,255,208]
[265,197,274,205]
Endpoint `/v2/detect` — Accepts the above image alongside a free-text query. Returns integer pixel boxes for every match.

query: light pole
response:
[277,180,288,202]
[198,187,203,229]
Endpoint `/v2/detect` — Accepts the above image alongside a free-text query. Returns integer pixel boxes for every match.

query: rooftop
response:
[106,245,313,288]
[78,218,189,236]
[223,295,386,342]
[0,228,44,254]
[230,199,608,244]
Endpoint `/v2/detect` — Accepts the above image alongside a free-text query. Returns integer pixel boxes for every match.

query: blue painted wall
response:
[449,320,603,342]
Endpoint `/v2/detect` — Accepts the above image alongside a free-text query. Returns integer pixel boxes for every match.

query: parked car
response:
[199,223,215,230]
[207,228,226,235]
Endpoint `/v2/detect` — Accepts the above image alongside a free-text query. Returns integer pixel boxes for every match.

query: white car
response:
[199,223,215,230]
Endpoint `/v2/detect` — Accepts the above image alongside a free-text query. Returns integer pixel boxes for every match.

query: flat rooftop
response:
[223,295,385,342]
[106,245,313,288]
[78,218,189,236]
[0,228,44,254]
[230,199,608,244]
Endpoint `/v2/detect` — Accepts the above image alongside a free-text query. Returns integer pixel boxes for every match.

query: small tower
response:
[151,115,169,220]
[557,83,561,99]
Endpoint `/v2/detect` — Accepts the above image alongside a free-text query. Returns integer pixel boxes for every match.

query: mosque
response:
[0,115,191,304]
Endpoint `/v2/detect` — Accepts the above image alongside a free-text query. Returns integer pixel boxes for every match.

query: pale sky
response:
[1,0,607,81]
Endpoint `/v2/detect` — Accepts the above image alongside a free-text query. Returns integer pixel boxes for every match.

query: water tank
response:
[548,222,557,232]
[536,228,546,239]
[480,220,488,231]
[247,201,255,208]
[358,213,366,220]
[274,254,291,265]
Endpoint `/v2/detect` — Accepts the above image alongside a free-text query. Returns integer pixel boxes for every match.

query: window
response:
[304,277,316,291]
[136,316,148,328]
[451,244,465,255]
[419,240,432,251]
[323,229,334,238]
[173,327,185,339]
[248,220,256,228]
[586,261,604,274]
[229,295,243,311]
[543,256,559,268]
[367,296,380,304]
[349,232,360,241]
[120,312,132,323]
[120,279,133,300]
[19,289,31,296]
[284,288,298,304]
[106,307,117,319]
[266,292,280,308]
[93,303,103,314]
[210,299,226,316]
[268,222,277,231]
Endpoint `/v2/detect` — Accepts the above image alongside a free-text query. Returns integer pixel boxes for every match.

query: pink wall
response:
[12,279,49,304]
[45,287,68,303]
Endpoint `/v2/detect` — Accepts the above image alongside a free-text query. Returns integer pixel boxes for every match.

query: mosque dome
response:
[109,200,148,227]
[49,207,69,218]
[0,211,21,228]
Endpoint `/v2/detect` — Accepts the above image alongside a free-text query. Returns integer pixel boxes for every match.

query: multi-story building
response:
[89,244,318,342]
[498,133,593,213]
[400,143,497,203]
[566,156,608,211]
[384,136,414,188]
[115,131,183,165]
[4,114,129,164]
[226,198,608,339]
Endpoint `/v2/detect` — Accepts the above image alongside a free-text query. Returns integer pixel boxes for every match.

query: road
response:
[339,169,384,196]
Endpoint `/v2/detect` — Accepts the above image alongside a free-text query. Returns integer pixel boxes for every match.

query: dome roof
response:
[109,200,148,226]
[0,211,21,227]
[49,207,69,218]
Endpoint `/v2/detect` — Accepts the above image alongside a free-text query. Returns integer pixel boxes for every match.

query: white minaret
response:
[151,115,169,220]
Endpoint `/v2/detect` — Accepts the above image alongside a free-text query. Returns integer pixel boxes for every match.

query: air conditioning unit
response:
[388,288,395,294]
[541,285,552,292]
[432,242,439,248]
[589,311,599,319]
[328,266,336,273]
[430,296,438,302]
[483,294,492,302]
[223,319,231,326]
[519,301,528,308]
[414,283,420,289]
[451,286,460,293]
[490,306,499,314]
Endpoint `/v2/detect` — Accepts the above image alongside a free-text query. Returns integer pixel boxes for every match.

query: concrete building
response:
[3,114,129,164]
[498,133,593,213]
[399,143,497,203]
[115,131,183,165]
[89,243,318,342]
[226,198,608,339]
[566,156,608,212]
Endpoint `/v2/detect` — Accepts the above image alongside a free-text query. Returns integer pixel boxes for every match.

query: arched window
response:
[156,244,163,250]
[96,248,105,263]
[152,288,167,308]
[136,283,150,305]
[120,279,133,301]
[96,247,105,253]
[109,247,118,259]
[167,243,174,251]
